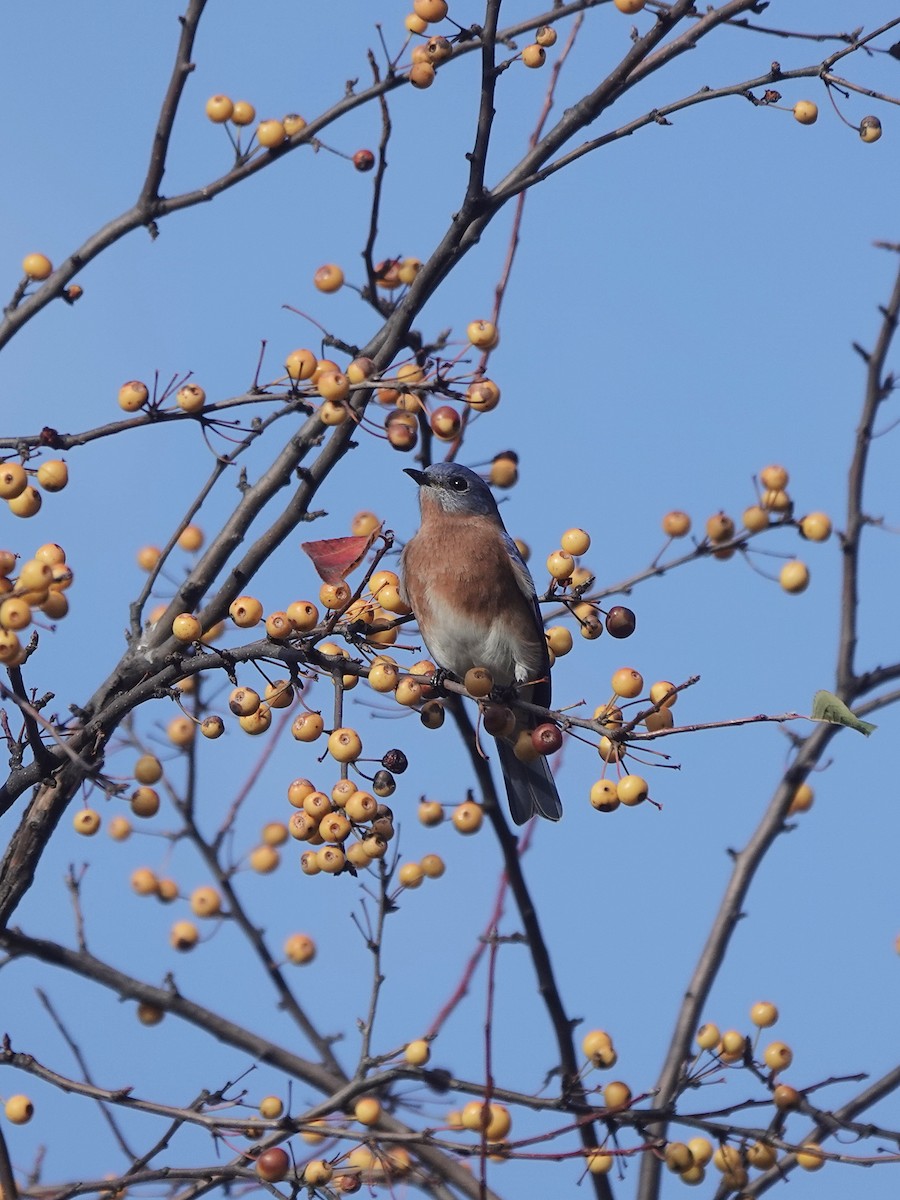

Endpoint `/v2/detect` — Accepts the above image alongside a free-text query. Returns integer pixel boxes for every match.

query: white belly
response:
[420,609,543,688]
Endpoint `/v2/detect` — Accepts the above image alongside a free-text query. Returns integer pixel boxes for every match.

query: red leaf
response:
[301,534,375,584]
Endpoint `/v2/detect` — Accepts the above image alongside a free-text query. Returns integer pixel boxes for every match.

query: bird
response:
[400,461,562,824]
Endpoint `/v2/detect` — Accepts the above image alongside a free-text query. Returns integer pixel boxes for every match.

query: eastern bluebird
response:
[400,462,562,824]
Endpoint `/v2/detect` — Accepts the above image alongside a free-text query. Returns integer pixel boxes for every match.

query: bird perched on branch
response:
[400,461,562,824]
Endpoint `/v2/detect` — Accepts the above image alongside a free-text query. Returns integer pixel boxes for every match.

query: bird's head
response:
[404,462,499,517]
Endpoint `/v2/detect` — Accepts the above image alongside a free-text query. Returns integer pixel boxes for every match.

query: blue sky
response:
[0,3,898,1197]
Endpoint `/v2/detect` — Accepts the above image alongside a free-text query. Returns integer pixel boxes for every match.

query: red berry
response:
[605,606,636,638]
[256,1146,291,1181]
[353,149,375,171]
[531,723,562,754]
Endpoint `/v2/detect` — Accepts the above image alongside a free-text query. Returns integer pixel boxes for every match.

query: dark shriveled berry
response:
[382,748,408,774]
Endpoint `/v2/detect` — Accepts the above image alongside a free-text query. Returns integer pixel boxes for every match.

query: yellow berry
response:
[248,844,280,873]
[695,1023,720,1050]
[687,1137,713,1166]
[466,379,501,412]
[404,1039,430,1065]
[614,0,645,11]
[780,560,809,594]
[611,667,643,698]
[546,549,574,581]
[291,711,324,742]
[8,486,42,517]
[762,487,792,512]
[747,1141,777,1169]
[662,510,691,537]
[304,1160,333,1185]
[229,687,260,717]
[108,815,132,841]
[200,715,225,739]
[521,43,546,67]
[190,886,222,918]
[131,786,160,818]
[285,348,317,381]
[603,1081,631,1109]
[750,1001,779,1028]
[616,774,649,807]
[799,512,831,541]
[205,94,233,122]
[560,527,590,556]
[231,100,256,126]
[409,61,436,88]
[177,523,204,552]
[229,595,263,627]
[313,263,344,293]
[789,781,814,814]
[0,597,31,631]
[796,1143,825,1170]
[0,464,27,501]
[283,113,307,136]
[452,801,483,834]
[420,853,445,878]
[413,0,448,20]
[354,1096,382,1125]
[136,1002,164,1025]
[705,512,735,542]
[170,920,199,951]
[172,613,202,643]
[289,931,321,960]
[742,504,769,532]
[648,680,677,709]
[466,319,499,349]
[463,665,493,697]
[130,867,158,896]
[319,581,351,610]
[136,545,160,571]
[763,1040,793,1072]
[582,1029,613,1060]
[73,808,101,836]
[718,1029,745,1061]
[327,727,362,762]
[22,253,53,280]
[118,380,149,412]
[257,118,286,148]
[368,660,400,693]
[664,1143,694,1173]
[4,1094,34,1124]
[589,779,619,813]
[287,600,319,630]
[264,611,292,640]
[398,861,425,889]
[760,464,789,490]
[793,100,818,125]
[316,845,345,874]
[859,115,882,143]
[176,384,205,413]
[585,1150,614,1174]
[133,758,160,787]
[36,459,68,492]
[259,1095,284,1119]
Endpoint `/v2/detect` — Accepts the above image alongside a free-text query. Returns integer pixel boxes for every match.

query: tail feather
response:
[496,739,562,825]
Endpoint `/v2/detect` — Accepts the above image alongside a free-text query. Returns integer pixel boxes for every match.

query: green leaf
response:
[812,690,877,736]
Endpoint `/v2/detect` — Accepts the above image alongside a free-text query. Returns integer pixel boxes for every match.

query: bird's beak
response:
[403,468,427,486]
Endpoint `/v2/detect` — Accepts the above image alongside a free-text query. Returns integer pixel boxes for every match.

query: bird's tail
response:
[496,739,562,825]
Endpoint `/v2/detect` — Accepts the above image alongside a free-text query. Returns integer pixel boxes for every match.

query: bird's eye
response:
[449,477,469,492]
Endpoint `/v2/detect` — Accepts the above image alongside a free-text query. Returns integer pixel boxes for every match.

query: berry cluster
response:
[663,462,832,593]
[0,544,73,665]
